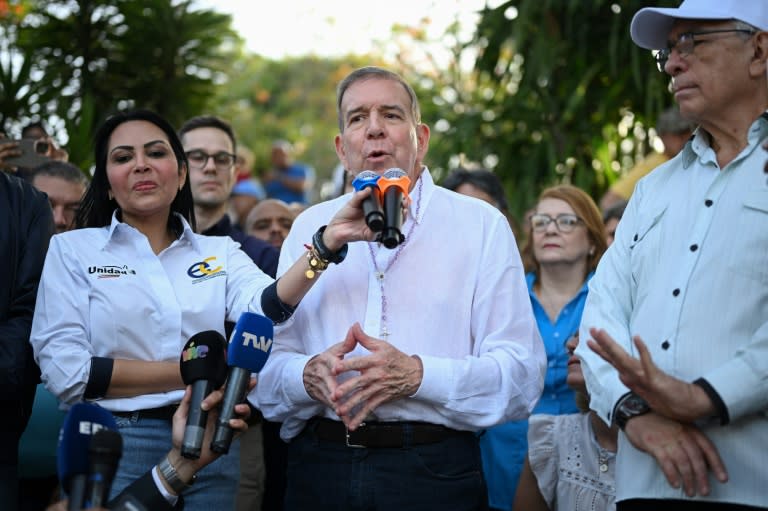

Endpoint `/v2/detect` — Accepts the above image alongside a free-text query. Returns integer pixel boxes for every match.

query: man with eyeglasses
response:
[179,116,278,278]
[575,1,768,510]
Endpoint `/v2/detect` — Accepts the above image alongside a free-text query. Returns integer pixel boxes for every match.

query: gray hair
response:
[336,66,421,132]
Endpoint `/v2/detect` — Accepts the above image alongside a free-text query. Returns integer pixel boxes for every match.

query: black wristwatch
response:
[615,393,651,430]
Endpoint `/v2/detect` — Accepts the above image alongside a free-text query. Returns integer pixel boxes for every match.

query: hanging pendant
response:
[305,269,315,279]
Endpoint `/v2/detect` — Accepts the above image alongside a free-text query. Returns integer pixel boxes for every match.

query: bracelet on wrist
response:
[304,244,330,279]
[312,225,348,264]
[158,454,196,494]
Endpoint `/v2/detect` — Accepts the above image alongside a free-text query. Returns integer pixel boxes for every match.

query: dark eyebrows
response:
[344,104,407,123]
[109,139,168,156]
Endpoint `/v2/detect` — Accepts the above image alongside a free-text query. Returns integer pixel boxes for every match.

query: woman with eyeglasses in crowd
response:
[479,184,607,511]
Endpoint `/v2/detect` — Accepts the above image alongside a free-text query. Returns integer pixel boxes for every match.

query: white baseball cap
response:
[630,0,768,50]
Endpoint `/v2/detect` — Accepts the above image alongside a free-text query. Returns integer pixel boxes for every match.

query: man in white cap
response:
[576,1,768,510]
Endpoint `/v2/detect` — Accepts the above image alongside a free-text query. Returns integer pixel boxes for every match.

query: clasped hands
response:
[303,322,423,431]
[586,327,728,497]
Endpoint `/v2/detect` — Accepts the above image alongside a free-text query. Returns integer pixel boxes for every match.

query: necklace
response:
[366,177,424,339]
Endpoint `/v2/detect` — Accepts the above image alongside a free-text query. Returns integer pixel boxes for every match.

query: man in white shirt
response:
[576,1,768,510]
[254,66,546,510]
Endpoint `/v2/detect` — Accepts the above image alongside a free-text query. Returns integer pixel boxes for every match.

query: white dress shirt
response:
[31,213,273,410]
[577,116,768,507]
[254,168,546,440]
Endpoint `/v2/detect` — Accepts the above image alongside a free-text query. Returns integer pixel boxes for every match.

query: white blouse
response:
[528,413,616,511]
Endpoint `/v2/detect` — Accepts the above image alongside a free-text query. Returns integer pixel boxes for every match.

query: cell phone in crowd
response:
[4,138,50,169]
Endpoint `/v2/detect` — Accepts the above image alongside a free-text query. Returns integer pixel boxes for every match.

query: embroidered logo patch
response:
[187,256,226,283]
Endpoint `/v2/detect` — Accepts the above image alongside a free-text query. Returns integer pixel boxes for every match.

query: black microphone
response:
[57,403,118,511]
[180,331,227,459]
[211,312,274,454]
[85,429,123,509]
[352,170,385,232]
[378,168,411,249]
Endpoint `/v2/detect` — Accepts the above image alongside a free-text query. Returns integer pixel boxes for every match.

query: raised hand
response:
[324,187,379,249]
[587,327,716,423]
[623,412,728,497]
[331,323,423,430]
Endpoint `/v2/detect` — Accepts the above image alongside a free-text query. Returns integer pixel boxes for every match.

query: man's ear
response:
[334,134,348,170]
[749,31,768,77]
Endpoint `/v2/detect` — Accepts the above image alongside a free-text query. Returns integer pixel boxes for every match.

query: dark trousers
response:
[284,422,488,511]
[619,499,767,511]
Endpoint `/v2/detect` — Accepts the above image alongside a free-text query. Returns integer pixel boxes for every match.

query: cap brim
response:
[630,6,735,49]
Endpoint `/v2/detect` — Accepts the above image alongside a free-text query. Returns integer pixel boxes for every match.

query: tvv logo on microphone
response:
[239,331,272,353]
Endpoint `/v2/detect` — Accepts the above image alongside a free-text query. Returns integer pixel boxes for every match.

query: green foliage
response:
[464,0,679,216]
[5,0,240,169]
[210,54,383,189]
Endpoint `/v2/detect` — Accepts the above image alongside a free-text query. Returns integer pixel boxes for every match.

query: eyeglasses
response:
[654,29,756,72]
[530,213,582,233]
[185,150,236,171]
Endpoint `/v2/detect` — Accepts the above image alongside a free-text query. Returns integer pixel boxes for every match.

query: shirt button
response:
[554,332,560,338]
[690,244,699,252]
[661,340,670,350]
[672,288,680,297]
[705,199,713,207]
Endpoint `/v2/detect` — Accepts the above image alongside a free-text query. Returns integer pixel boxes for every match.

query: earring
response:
[589,247,595,256]
[108,190,114,200]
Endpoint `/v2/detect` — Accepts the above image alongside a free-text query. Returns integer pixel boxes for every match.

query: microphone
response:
[352,170,385,232]
[210,312,273,454]
[179,331,228,459]
[378,168,411,249]
[84,429,123,509]
[57,402,118,511]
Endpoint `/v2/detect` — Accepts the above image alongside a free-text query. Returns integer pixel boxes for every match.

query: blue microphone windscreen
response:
[352,170,380,191]
[57,402,118,488]
[227,312,274,373]
[180,330,228,387]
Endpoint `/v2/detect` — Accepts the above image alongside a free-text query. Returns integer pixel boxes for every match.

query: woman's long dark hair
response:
[76,109,196,232]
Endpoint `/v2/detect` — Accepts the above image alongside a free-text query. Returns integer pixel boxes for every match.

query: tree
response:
[8,0,240,168]
[466,0,679,216]
[210,53,382,196]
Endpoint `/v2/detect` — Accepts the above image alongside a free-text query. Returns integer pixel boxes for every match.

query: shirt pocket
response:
[629,205,668,285]
[734,188,768,283]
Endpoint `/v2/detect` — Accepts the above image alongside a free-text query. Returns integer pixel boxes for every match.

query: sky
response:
[197,0,491,61]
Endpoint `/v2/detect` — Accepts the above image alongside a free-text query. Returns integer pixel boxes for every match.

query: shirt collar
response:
[525,271,594,302]
[202,214,233,237]
[101,211,199,251]
[409,166,434,225]
[682,115,768,169]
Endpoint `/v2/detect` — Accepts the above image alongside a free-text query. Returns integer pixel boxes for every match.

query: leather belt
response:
[309,417,465,448]
[112,405,177,421]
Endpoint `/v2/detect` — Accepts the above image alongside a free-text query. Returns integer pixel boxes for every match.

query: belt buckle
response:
[345,422,367,448]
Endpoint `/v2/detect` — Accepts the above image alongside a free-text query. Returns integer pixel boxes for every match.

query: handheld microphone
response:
[57,402,118,511]
[378,168,411,249]
[84,428,123,509]
[352,170,385,232]
[179,331,227,459]
[210,312,273,454]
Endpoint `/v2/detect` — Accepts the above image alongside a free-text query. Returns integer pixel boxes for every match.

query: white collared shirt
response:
[577,116,768,506]
[31,213,273,410]
[254,168,546,440]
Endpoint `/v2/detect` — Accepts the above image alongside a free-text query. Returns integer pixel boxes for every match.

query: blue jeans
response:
[111,415,241,510]
[284,422,488,511]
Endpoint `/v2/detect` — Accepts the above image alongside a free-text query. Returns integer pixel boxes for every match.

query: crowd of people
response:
[0,1,767,510]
